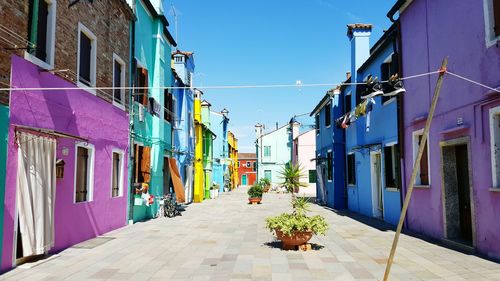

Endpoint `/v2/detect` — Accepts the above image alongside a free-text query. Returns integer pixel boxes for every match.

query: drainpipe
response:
[128,1,137,224]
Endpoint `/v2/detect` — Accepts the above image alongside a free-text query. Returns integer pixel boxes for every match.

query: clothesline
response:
[0,69,445,92]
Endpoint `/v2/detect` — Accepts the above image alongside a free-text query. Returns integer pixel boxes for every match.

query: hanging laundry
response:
[341,113,350,129]
[148,97,161,117]
[365,98,376,132]
[383,74,406,97]
[361,75,383,100]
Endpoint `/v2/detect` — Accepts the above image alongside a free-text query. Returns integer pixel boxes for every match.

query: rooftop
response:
[347,23,373,36]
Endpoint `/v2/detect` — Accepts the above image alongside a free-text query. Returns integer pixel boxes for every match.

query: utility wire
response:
[447,71,500,94]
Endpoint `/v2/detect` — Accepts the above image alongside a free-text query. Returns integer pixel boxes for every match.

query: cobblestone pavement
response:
[1,187,500,281]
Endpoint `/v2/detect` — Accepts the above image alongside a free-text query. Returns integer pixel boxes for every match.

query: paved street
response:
[1,188,500,281]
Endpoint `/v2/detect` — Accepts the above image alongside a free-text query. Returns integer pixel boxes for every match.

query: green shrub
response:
[247,184,264,198]
[259,178,271,188]
[265,213,328,236]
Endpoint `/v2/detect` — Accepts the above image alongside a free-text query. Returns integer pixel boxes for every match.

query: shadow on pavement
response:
[263,241,325,251]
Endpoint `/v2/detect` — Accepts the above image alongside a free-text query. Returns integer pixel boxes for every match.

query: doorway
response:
[241,174,247,186]
[370,151,383,218]
[14,132,57,265]
[441,139,474,246]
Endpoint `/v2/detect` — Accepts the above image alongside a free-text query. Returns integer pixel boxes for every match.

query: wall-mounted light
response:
[56,159,65,179]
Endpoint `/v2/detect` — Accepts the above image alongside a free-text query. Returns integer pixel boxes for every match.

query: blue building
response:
[342,23,402,225]
[172,50,195,203]
[210,109,229,193]
[311,85,348,209]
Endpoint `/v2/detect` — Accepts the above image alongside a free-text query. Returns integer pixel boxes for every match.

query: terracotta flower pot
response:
[248,197,262,204]
[275,229,313,250]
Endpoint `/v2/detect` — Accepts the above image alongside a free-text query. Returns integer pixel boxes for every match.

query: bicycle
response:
[163,193,180,218]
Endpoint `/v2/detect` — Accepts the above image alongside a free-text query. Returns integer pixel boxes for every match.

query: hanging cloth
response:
[16,132,56,257]
[366,98,376,132]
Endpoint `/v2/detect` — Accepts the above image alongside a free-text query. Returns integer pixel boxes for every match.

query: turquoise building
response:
[0,104,8,261]
[128,0,177,222]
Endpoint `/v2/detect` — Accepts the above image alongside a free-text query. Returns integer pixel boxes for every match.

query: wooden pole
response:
[383,58,448,281]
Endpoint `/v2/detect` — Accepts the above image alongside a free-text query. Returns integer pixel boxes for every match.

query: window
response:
[347,153,356,185]
[384,145,399,188]
[327,151,333,181]
[315,114,320,134]
[325,102,331,127]
[490,106,500,188]
[135,66,148,105]
[246,161,251,168]
[133,144,151,184]
[164,90,174,122]
[75,143,94,203]
[253,162,257,171]
[113,54,125,108]
[264,170,272,180]
[413,130,430,186]
[111,150,124,197]
[264,146,271,158]
[26,0,56,69]
[345,92,352,113]
[309,170,317,183]
[77,23,97,89]
[381,53,399,103]
[484,0,500,47]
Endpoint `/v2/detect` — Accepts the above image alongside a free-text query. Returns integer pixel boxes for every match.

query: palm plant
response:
[279,162,308,199]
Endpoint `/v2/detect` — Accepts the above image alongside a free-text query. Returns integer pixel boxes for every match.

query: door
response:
[242,175,247,185]
[15,132,57,262]
[371,152,383,218]
[442,141,473,245]
[455,144,472,243]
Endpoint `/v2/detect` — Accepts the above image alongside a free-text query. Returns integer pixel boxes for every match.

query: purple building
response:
[390,0,500,258]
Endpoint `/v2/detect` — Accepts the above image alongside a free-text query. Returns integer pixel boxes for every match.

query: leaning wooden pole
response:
[383,58,448,281]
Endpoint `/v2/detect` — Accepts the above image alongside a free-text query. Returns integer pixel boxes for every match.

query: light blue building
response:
[311,85,348,209]
[210,109,229,193]
[255,122,299,185]
[172,50,195,203]
[342,24,402,225]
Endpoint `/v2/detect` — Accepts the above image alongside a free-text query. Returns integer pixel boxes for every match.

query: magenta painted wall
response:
[400,0,500,259]
[1,56,130,271]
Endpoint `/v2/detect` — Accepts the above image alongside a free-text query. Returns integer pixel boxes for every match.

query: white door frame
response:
[370,150,383,218]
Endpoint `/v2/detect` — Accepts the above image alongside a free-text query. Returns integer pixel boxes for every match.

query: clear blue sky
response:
[164,0,396,152]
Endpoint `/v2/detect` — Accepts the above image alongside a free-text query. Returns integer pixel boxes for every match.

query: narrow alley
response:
[1,188,499,281]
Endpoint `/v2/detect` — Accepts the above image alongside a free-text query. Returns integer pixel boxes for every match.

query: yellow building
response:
[193,89,204,202]
[227,131,239,189]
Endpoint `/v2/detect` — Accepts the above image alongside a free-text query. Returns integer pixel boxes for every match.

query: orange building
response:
[238,153,257,186]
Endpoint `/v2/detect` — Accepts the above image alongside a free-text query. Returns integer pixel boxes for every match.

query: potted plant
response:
[247,183,264,204]
[265,162,328,250]
[259,178,271,193]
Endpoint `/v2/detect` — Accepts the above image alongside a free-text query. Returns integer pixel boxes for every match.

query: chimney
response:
[276,122,278,130]
[347,23,372,99]
[290,119,300,140]
[346,71,351,80]
[255,123,263,139]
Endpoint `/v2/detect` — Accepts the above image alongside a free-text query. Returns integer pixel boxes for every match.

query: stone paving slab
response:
[1,187,499,280]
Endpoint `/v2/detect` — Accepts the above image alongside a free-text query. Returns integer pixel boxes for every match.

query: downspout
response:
[389,6,408,228]
[128,1,137,223]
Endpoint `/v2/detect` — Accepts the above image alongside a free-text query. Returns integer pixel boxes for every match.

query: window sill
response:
[347,184,356,188]
[414,185,430,189]
[113,101,126,111]
[327,180,333,182]
[24,52,53,71]
[77,81,96,95]
[325,125,332,129]
[382,97,396,106]
[489,188,500,193]
[385,187,399,192]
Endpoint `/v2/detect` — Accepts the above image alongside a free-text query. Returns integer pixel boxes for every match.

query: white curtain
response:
[16,132,56,257]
